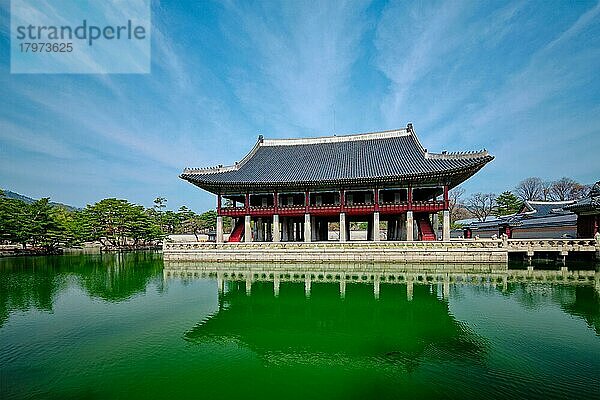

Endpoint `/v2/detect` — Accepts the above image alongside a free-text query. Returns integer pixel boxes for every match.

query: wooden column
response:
[443,185,449,209]
[408,185,413,210]
[244,192,251,242]
[305,190,310,212]
[374,187,379,211]
[217,193,222,215]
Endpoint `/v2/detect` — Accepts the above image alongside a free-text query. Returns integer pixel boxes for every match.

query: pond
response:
[1,253,599,399]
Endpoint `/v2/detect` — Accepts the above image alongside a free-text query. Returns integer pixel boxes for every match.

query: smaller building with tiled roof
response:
[463,200,578,239]
[564,181,600,237]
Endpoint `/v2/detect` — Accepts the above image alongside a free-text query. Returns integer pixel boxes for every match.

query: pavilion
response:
[181,124,493,243]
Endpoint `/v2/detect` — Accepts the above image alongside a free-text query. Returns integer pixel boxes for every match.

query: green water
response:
[1,253,599,399]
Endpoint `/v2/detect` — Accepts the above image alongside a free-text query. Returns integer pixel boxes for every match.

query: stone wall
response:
[163,240,509,264]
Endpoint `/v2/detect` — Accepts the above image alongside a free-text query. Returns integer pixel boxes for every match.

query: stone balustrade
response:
[162,237,599,264]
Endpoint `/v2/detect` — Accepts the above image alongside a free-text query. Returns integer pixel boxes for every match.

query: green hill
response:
[0,189,79,211]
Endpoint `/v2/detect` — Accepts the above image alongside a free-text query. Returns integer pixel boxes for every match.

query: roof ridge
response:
[425,149,489,159]
[527,200,576,204]
[262,126,410,147]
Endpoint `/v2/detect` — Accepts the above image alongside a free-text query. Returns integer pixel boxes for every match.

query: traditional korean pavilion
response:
[181,124,493,243]
[564,181,600,237]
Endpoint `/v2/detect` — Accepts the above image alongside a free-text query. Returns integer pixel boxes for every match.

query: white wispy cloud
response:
[221,0,370,135]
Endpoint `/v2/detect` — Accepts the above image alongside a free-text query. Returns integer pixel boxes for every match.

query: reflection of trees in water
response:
[457,280,600,335]
[184,282,489,372]
[0,252,163,327]
[0,256,68,327]
[560,286,600,335]
[505,283,600,334]
[75,252,163,302]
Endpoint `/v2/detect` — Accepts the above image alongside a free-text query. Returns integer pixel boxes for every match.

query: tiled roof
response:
[181,125,493,192]
[564,181,600,213]
[522,200,576,217]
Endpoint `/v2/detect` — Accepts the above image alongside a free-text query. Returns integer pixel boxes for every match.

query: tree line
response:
[0,192,223,252]
[450,177,592,224]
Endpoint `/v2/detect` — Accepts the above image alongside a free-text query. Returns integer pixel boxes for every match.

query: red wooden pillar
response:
[245,192,249,212]
[305,190,310,213]
[374,187,380,211]
[274,190,278,213]
[443,185,449,209]
[340,189,345,211]
[217,193,222,215]
[408,185,413,210]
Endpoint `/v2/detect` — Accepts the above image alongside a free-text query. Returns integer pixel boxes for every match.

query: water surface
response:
[1,253,599,399]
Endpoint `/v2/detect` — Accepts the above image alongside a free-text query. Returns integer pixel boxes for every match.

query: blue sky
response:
[0,0,599,212]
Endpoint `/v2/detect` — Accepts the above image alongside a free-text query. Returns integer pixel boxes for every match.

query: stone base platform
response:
[163,240,509,264]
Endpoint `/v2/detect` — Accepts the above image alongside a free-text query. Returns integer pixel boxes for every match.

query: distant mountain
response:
[0,189,79,211]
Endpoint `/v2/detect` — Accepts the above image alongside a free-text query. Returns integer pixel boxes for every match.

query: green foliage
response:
[0,191,222,251]
[81,198,164,248]
[495,191,523,216]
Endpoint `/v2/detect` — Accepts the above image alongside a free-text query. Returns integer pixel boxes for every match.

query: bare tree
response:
[541,180,553,201]
[550,177,588,200]
[515,177,543,201]
[465,193,497,222]
[448,187,465,223]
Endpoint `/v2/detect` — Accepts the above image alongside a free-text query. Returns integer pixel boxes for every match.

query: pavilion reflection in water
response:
[164,263,599,300]
[172,264,599,370]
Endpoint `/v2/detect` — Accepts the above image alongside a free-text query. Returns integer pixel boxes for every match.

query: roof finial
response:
[258,134,264,143]
[407,123,413,132]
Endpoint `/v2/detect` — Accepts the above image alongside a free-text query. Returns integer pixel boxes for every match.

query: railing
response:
[163,239,505,251]
[277,205,306,216]
[219,200,447,217]
[504,238,597,253]
[163,238,598,253]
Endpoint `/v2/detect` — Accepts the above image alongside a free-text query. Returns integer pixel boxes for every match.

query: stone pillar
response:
[257,218,264,241]
[346,220,351,241]
[311,216,318,241]
[293,220,298,241]
[216,216,223,243]
[281,217,288,241]
[373,212,380,241]
[374,275,380,299]
[443,210,450,241]
[244,215,252,242]
[406,211,414,241]
[304,214,312,242]
[432,212,439,239]
[273,214,281,242]
[397,215,405,240]
[406,278,413,301]
[339,212,347,242]
[340,278,346,299]
[387,218,394,240]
